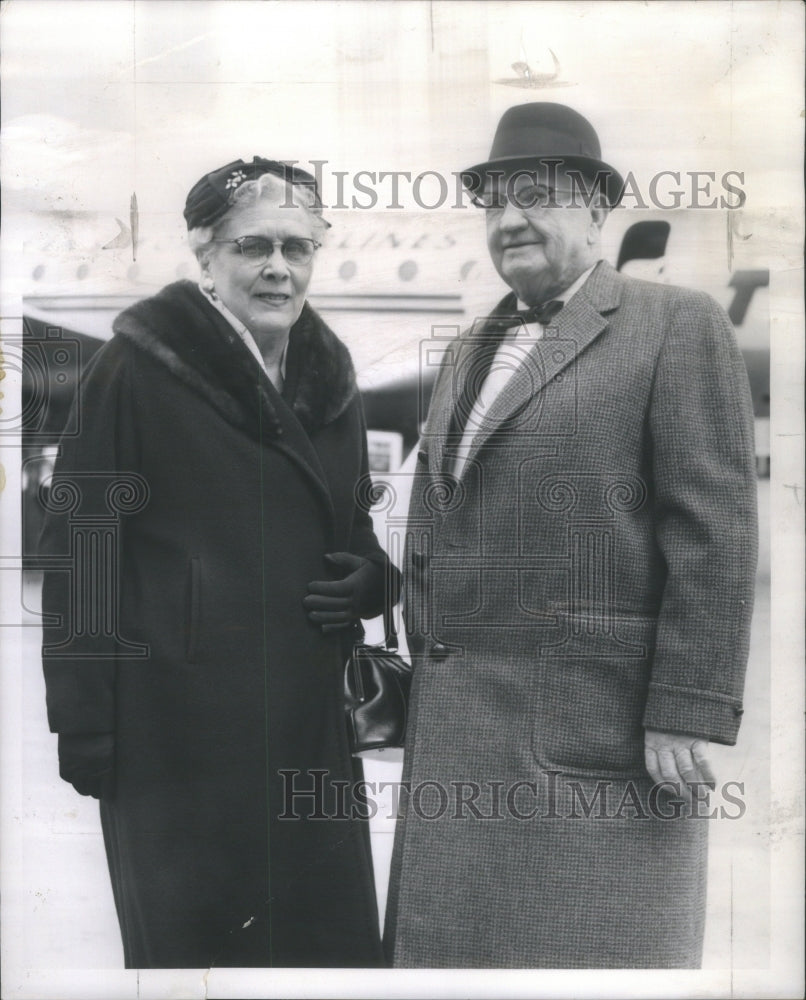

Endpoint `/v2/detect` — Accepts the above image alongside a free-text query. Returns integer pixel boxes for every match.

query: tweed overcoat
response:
[41,281,392,968]
[384,261,757,969]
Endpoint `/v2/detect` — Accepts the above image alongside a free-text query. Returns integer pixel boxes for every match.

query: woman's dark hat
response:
[183,156,327,230]
[461,103,625,207]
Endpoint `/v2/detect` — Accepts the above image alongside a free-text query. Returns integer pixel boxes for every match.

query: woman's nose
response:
[260,245,290,277]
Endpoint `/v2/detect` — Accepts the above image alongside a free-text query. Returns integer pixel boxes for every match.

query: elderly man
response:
[384,103,757,968]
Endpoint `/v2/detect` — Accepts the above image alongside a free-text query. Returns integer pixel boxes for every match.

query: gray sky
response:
[0,1,800,361]
[2,0,802,215]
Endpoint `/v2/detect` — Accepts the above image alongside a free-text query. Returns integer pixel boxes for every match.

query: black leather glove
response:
[58,733,116,799]
[304,552,386,633]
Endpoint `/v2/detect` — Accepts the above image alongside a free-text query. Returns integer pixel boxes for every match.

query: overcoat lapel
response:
[424,303,520,475]
[423,338,465,475]
[453,262,624,476]
[259,377,338,531]
[113,280,356,531]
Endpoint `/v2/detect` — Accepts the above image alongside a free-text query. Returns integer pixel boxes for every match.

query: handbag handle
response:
[382,597,399,652]
[352,561,399,651]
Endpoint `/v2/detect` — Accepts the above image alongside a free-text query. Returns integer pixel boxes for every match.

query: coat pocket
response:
[530,612,656,779]
[185,557,202,663]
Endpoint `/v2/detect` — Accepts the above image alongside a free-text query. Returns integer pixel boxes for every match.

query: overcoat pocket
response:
[530,612,656,779]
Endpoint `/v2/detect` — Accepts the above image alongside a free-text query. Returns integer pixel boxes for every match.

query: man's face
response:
[483,168,607,304]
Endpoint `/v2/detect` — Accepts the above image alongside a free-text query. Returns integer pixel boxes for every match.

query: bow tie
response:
[487,299,564,333]
[514,299,564,327]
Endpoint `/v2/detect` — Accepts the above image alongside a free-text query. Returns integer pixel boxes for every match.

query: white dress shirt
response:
[450,262,599,479]
[199,284,288,390]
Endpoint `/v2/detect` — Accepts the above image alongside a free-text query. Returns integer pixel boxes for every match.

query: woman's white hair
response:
[189,172,328,262]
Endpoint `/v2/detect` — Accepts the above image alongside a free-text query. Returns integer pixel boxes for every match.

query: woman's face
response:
[203,200,317,342]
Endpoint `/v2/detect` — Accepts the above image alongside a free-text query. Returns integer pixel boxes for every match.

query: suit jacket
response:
[384,260,758,968]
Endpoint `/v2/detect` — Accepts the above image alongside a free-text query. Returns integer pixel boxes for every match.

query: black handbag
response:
[344,604,412,756]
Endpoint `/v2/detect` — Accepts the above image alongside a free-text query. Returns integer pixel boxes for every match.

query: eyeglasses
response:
[212,235,321,265]
[471,183,582,213]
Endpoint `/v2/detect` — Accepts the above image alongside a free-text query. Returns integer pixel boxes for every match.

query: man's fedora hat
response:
[461,103,625,207]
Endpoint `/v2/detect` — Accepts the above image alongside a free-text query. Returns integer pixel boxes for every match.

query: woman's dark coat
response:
[41,281,392,968]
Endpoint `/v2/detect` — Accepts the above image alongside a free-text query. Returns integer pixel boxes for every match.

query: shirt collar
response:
[516,259,601,313]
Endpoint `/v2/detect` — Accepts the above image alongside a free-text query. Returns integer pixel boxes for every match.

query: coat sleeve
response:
[347,397,402,614]
[40,337,142,736]
[642,289,758,745]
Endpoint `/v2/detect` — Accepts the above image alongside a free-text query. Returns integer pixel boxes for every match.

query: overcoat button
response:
[431,642,449,659]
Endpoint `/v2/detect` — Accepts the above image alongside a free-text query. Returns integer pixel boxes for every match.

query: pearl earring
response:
[202,275,218,300]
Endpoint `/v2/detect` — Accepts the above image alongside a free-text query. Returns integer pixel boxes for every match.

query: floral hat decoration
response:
[183,156,328,230]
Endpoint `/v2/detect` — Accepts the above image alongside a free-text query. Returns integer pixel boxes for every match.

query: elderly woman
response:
[40,158,398,968]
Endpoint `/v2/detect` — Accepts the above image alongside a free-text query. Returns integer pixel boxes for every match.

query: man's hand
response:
[58,732,115,799]
[644,729,715,801]
[304,552,384,633]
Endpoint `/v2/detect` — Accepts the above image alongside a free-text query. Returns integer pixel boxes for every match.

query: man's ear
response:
[589,193,610,237]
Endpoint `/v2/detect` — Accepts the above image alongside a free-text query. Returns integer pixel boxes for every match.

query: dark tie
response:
[446,299,564,447]
[510,299,564,328]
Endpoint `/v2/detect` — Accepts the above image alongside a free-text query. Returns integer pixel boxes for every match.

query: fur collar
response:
[113,280,357,439]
